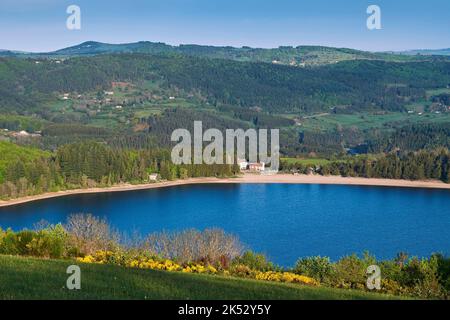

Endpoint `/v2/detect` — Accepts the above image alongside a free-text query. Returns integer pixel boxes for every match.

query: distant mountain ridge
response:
[2,41,447,66]
[398,48,450,56]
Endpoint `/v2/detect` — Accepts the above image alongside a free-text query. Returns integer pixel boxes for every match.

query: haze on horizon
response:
[0,0,449,53]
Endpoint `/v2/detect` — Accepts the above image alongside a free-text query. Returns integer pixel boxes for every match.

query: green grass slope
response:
[0,255,400,300]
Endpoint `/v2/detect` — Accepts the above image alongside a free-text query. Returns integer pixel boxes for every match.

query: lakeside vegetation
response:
[281,148,450,183]
[0,214,448,299]
[1,139,449,200]
[0,141,239,200]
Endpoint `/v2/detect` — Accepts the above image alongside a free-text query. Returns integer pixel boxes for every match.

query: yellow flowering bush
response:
[255,271,319,286]
[77,251,219,275]
[77,255,96,263]
[126,257,182,272]
[76,251,319,287]
[182,264,218,274]
[76,250,115,264]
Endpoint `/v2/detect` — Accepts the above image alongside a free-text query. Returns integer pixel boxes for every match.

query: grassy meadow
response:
[299,112,450,132]
[0,255,399,300]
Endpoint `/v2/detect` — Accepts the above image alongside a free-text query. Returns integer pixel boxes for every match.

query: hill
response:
[0,255,398,300]
[1,41,440,66]
[1,54,449,115]
[399,48,450,56]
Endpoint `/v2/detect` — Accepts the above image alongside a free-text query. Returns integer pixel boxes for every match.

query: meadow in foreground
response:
[0,255,398,300]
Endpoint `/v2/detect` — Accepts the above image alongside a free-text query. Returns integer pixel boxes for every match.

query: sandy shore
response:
[0,174,449,208]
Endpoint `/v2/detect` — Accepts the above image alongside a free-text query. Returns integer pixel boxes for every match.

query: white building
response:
[237,159,249,171]
[12,130,30,137]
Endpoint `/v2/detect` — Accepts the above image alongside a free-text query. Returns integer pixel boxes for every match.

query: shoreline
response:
[0,174,449,208]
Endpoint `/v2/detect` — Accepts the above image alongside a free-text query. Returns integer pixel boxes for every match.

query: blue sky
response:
[1,0,449,52]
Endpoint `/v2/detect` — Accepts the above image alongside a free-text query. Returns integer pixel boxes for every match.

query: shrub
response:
[232,251,276,272]
[0,225,68,258]
[64,213,120,256]
[255,271,319,286]
[411,256,443,299]
[0,228,20,255]
[229,264,255,278]
[294,256,335,284]
[15,230,35,255]
[379,260,403,284]
[400,257,424,287]
[27,224,68,258]
[386,255,445,299]
[144,228,243,265]
[334,254,367,289]
[381,278,405,295]
[434,254,450,293]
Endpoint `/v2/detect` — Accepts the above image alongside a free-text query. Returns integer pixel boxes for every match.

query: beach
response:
[0,174,449,208]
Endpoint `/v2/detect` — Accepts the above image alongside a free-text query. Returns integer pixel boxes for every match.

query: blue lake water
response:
[0,184,449,266]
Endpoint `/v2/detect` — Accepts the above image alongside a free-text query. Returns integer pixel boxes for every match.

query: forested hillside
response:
[0,141,239,199]
[1,54,450,114]
[0,46,449,186]
[367,123,450,153]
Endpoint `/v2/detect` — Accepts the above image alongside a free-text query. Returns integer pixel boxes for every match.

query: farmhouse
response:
[111,81,130,89]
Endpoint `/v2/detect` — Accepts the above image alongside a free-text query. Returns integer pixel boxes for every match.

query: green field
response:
[299,112,450,132]
[426,88,450,98]
[0,255,399,300]
[0,114,48,132]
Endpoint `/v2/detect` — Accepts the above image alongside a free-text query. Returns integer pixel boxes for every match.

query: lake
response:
[0,183,449,266]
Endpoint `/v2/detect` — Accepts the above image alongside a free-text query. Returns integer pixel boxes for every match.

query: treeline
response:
[0,115,45,132]
[367,123,450,153]
[217,105,295,128]
[0,141,239,199]
[282,148,450,183]
[2,54,450,114]
[42,124,113,137]
[145,108,250,146]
